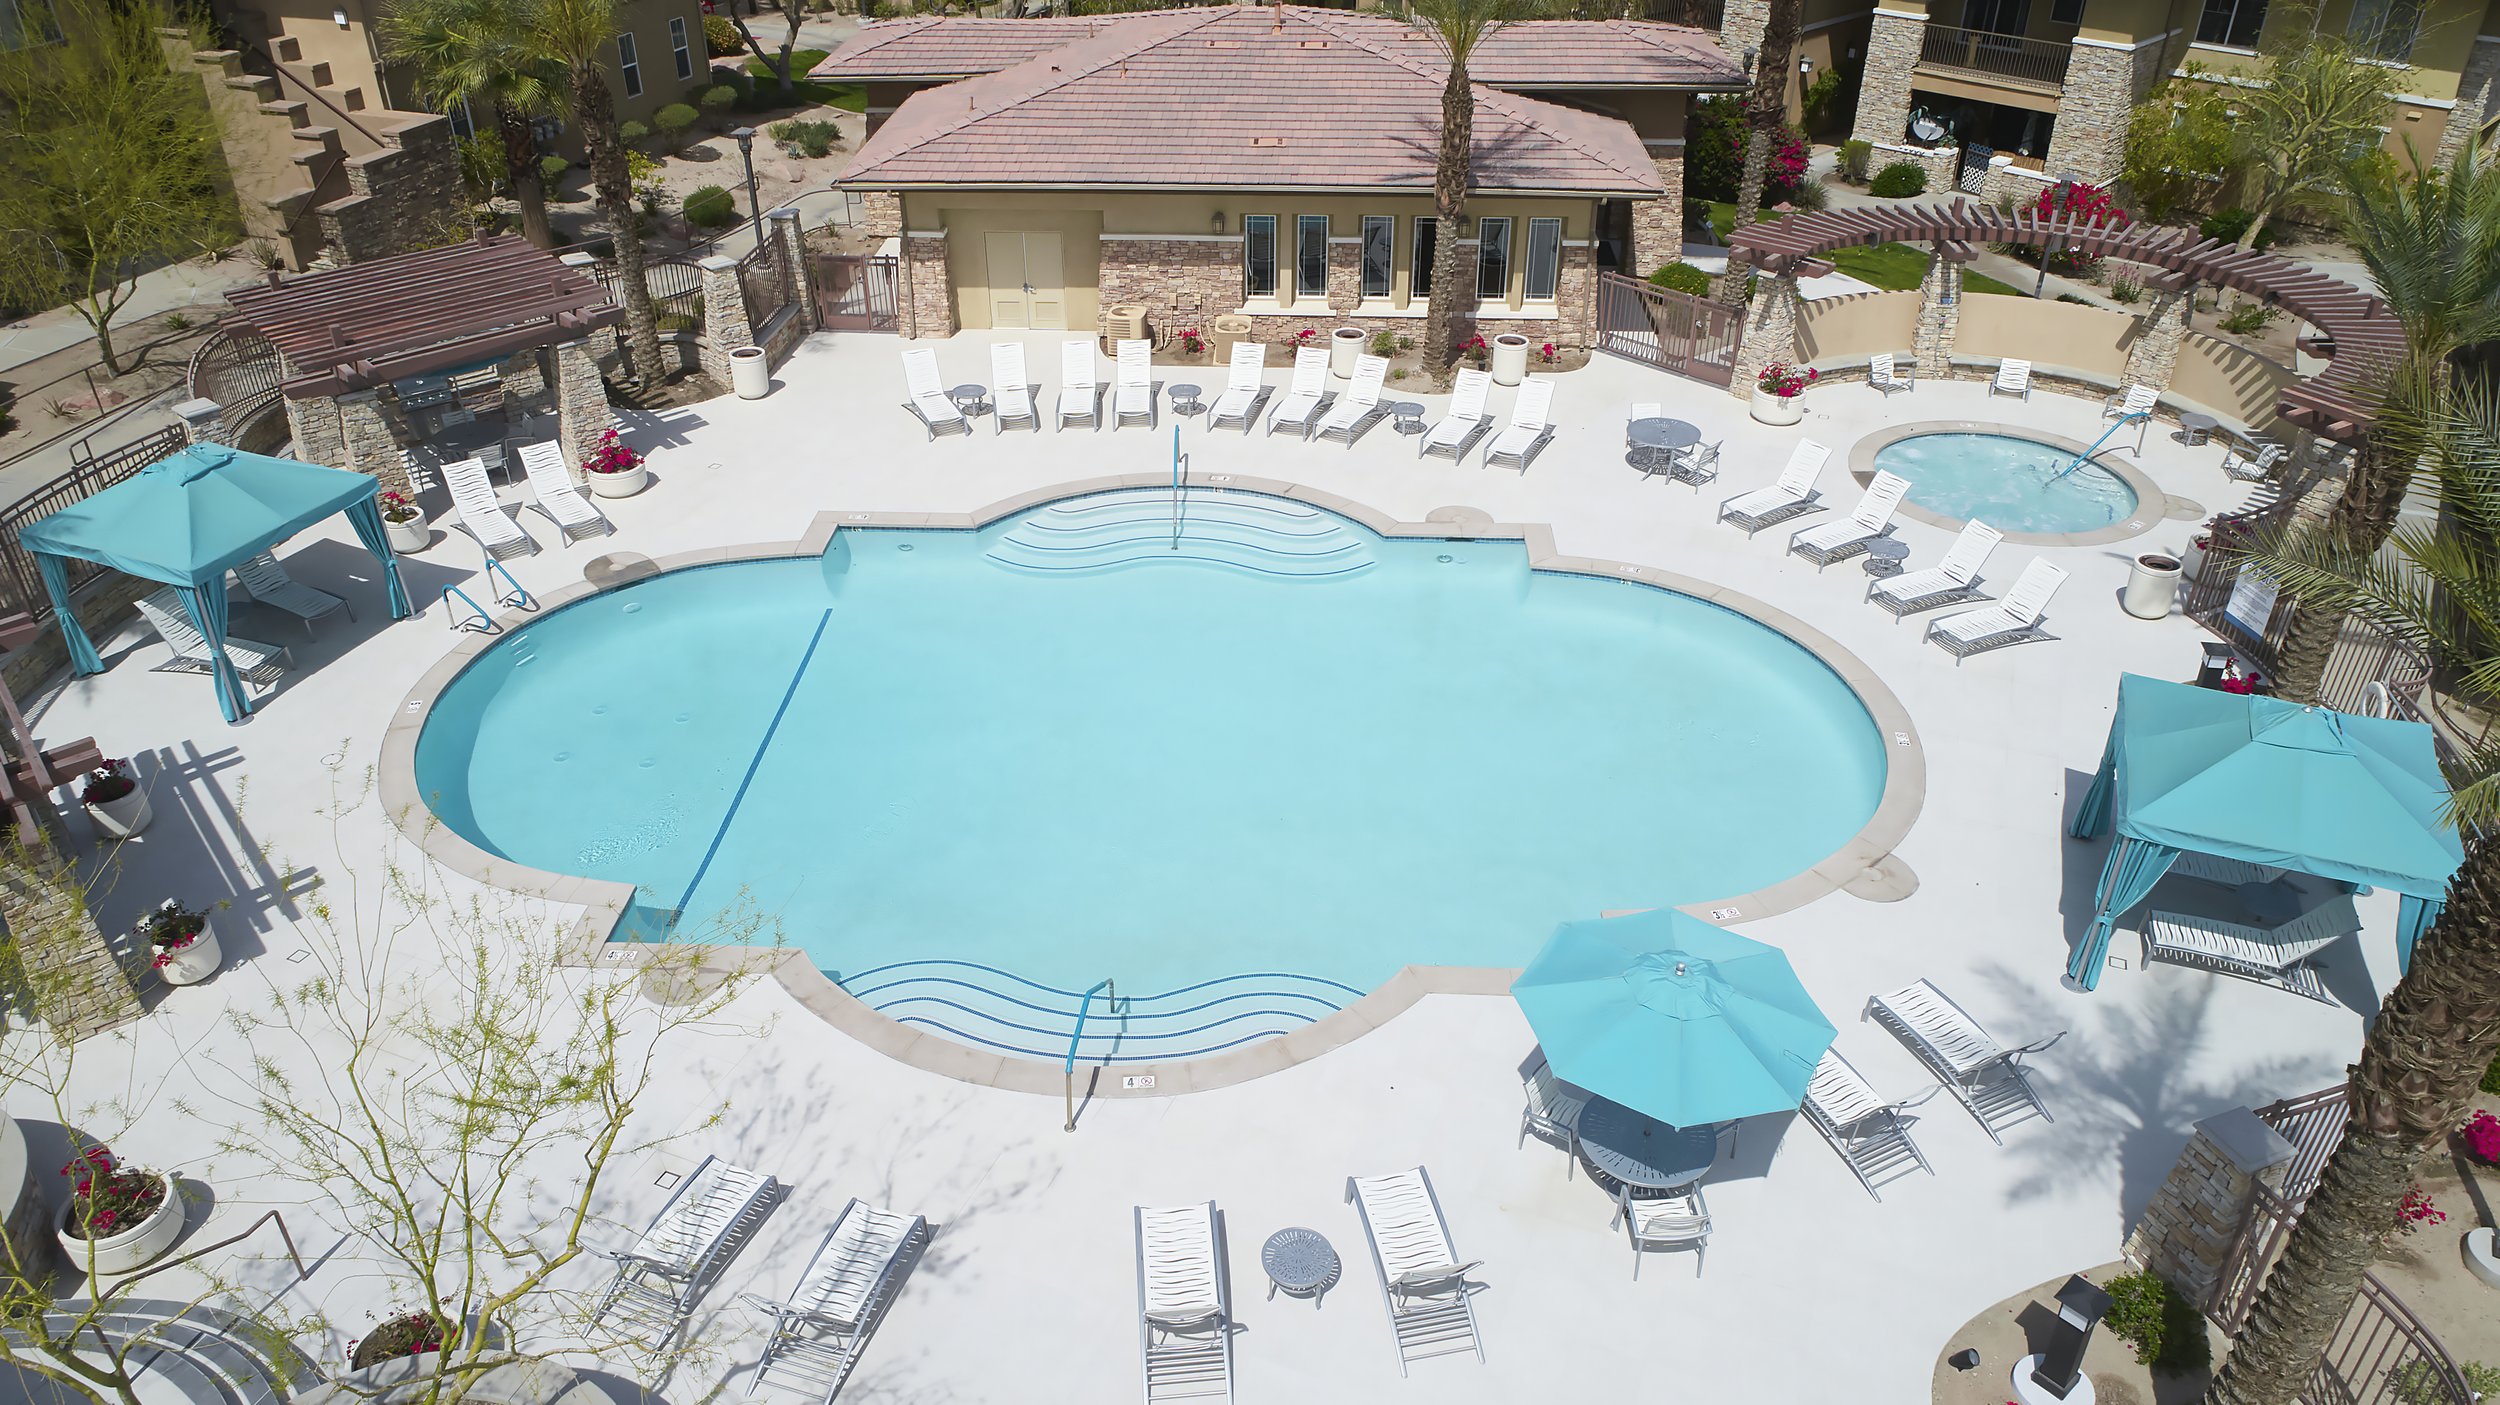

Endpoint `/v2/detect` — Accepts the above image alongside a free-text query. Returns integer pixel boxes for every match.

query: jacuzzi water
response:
[413,490,1888,1059]
[1873,431,2141,535]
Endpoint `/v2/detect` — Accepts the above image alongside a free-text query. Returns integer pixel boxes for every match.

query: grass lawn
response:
[741,50,867,111]
[1699,203,2025,296]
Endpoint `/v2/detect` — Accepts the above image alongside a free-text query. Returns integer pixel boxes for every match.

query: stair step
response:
[259,99,310,126]
[272,35,300,61]
[836,960,1360,1063]
[986,489,1375,580]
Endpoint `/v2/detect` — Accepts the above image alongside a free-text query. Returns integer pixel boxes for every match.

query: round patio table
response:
[1261,1226,1340,1304]
[1627,417,1700,476]
[948,383,990,417]
[2178,411,2218,447]
[1389,401,1428,435]
[1575,1098,1718,1190]
[1169,383,1205,418]
[1861,539,1913,577]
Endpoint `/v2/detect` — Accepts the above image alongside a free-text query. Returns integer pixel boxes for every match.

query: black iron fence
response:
[0,425,187,621]
[184,325,288,451]
[2182,506,2432,717]
[738,241,792,329]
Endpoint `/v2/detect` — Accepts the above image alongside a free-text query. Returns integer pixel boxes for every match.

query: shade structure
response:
[19,444,412,722]
[2064,673,2463,989]
[1511,909,1837,1128]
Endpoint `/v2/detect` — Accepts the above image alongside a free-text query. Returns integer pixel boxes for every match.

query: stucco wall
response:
[2171,331,2293,436]
[1956,296,2131,381]
[1796,290,1920,362]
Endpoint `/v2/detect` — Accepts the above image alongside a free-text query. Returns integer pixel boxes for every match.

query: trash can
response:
[729,345,770,400]
[1329,326,1367,379]
[1490,333,1531,386]
[2122,552,2183,620]
[1210,314,1254,366]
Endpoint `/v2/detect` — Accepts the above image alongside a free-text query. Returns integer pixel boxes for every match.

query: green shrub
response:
[2390,1360,2500,1405]
[2219,301,2278,335]
[1683,95,1809,205]
[1837,139,1872,185]
[683,184,737,228]
[2102,1272,2210,1376]
[1369,329,1397,357]
[700,84,739,122]
[655,311,699,333]
[2199,207,2279,252]
[2109,276,2144,304]
[768,118,840,157]
[1648,262,1711,296]
[1869,161,1927,198]
[619,118,650,147]
[654,102,699,150]
[538,153,569,186]
[2484,1050,2500,1094]
[702,13,742,54]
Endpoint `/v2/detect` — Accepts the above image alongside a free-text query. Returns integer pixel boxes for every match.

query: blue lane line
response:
[671,608,833,920]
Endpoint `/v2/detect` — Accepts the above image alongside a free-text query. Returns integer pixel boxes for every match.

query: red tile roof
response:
[835,6,1673,195]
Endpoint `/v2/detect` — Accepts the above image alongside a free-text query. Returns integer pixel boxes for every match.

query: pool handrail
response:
[1065,977,1117,1132]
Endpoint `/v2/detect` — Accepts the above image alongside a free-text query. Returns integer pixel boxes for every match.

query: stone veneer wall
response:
[2439,40,2500,166]
[697,257,750,384]
[2122,1108,2297,1312]
[901,234,957,339]
[2041,39,2142,184]
[1980,156,2055,209]
[1093,236,1598,350]
[1869,140,1958,195]
[1730,272,1802,396]
[551,337,614,472]
[1849,10,1926,152]
[0,832,142,1042]
[858,193,903,241]
[1631,152,1687,278]
[1718,0,1770,67]
[313,115,465,267]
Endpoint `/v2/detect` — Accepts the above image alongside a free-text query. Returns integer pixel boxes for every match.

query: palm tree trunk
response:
[2208,835,2500,1405]
[495,100,552,249]
[572,67,663,382]
[2268,434,2410,703]
[1721,0,1802,307]
[1424,60,1473,387]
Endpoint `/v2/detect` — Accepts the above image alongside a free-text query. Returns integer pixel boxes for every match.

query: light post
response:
[731,126,761,252]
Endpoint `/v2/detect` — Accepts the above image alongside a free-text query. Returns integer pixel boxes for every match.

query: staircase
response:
[836,961,1364,1063]
[30,1299,317,1405]
[985,490,1375,579]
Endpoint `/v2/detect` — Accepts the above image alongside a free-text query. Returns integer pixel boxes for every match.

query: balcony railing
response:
[1916,23,2074,91]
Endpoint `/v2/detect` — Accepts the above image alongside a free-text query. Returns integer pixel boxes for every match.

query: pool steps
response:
[986,490,1376,578]
[835,959,1363,1063]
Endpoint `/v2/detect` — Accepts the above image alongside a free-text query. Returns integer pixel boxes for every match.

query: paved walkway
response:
[0,255,255,374]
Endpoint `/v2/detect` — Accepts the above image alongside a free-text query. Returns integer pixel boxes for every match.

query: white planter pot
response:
[2123,553,2183,620]
[588,463,650,499]
[1750,388,1805,425]
[55,1170,186,1277]
[155,917,223,987]
[1490,334,1531,387]
[86,785,150,839]
[729,345,770,400]
[2179,538,2208,582]
[2466,1226,2500,1290]
[384,515,430,554]
[1328,327,1366,379]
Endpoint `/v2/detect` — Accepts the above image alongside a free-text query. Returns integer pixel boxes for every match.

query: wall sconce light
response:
[1742,45,1758,74]
[1799,55,1814,74]
[333,7,349,26]
[1210,211,1226,234]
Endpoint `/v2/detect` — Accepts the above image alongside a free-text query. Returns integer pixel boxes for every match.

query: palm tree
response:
[1724,0,1804,292]
[1408,0,1554,382]
[382,0,564,249]
[534,0,664,383]
[2203,373,2500,1405]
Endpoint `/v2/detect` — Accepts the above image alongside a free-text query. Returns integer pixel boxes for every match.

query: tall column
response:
[2120,1107,2296,1311]
[2439,38,2500,167]
[285,394,347,469]
[1848,10,1925,152]
[171,397,226,445]
[1719,0,1770,68]
[337,388,412,496]
[770,209,816,327]
[2042,39,2142,185]
[2122,281,2190,392]
[901,231,956,340]
[497,349,549,421]
[553,335,617,474]
[1729,270,1802,400]
[1631,147,1686,278]
[697,254,753,384]
[1912,247,1963,378]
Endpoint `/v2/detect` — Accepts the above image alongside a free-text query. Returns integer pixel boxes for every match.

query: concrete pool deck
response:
[17,328,2384,1405]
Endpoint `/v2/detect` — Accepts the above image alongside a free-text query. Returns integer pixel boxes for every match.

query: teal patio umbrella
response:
[1511,909,1837,1127]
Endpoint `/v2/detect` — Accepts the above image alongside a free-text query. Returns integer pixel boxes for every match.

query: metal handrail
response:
[1916,23,2074,89]
[101,1209,311,1295]
[1063,978,1115,1132]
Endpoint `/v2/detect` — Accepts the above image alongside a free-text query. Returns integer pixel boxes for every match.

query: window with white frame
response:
[2347,0,2423,60]
[617,32,642,99]
[670,17,693,80]
[1411,218,1436,299]
[1524,218,1562,301]
[2195,0,2265,47]
[1296,215,1329,304]
[1360,216,1394,300]
[1476,217,1512,302]
[1244,215,1278,300]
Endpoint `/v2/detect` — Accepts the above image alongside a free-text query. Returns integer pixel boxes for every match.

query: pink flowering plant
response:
[1178,327,1205,355]
[59,1145,167,1242]
[2464,1110,2500,1166]
[138,898,209,967]
[79,758,134,807]
[379,490,420,524]
[1288,327,1318,348]
[584,429,643,476]
[1756,360,1819,398]
[1538,341,1557,364]
[2391,1186,2446,1240]
[1461,333,1489,366]
[351,1310,451,1365]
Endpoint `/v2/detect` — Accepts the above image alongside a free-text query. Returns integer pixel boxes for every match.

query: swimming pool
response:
[412,490,1890,1062]
[1873,431,2142,536]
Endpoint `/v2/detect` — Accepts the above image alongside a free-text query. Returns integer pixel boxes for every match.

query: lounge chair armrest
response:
[1390,1259,1482,1295]
[1889,1082,1948,1112]
[2008,1031,2066,1060]
[1144,1307,1223,1331]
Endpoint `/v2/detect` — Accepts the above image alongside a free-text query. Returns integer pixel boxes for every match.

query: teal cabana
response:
[2065,673,2463,991]
[20,445,412,722]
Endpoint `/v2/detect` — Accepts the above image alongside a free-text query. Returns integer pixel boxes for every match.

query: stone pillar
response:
[1632,148,1687,277]
[697,255,753,384]
[770,209,816,327]
[1719,0,1770,68]
[2122,1107,2297,1311]
[1729,270,1802,400]
[2122,283,2190,392]
[497,349,549,422]
[1912,248,1962,377]
[285,394,347,469]
[2439,39,2500,167]
[857,192,902,241]
[900,232,956,340]
[171,397,226,445]
[0,834,141,1041]
[1849,10,1925,152]
[552,336,616,474]
[338,389,411,496]
[2043,39,2139,185]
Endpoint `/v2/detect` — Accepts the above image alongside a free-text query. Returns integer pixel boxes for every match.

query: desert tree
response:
[728,0,808,100]
[383,0,567,249]
[535,0,666,381]
[1409,0,1559,383]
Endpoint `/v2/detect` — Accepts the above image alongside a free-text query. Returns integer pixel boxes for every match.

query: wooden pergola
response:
[224,233,622,399]
[1729,201,2399,442]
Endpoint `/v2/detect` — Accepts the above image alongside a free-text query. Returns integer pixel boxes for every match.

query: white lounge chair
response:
[1205,342,1271,435]
[1517,1050,1588,1174]
[899,347,970,440]
[443,453,537,560]
[1484,378,1555,473]
[1313,355,1391,447]
[1057,339,1102,431]
[2103,383,2158,420]
[592,1155,779,1350]
[1801,1048,1940,1202]
[1864,981,2062,1144]
[2140,896,2360,1003]
[1114,339,1158,430]
[1868,520,2004,620]
[517,440,613,547]
[1990,358,2032,401]
[1925,558,2068,663]
[1134,1202,1233,1405]
[741,1199,926,1404]
[231,551,347,635]
[2223,440,2285,482]
[990,343,1039,434]
[1611,1182,1708,1280]
[1718,439,1832,537]
[1790,470,1911,570]
[1344,1167,1482,1375]
[1868,352,1915,397]
[1420,369,1495,462]
[1266,347,1334,438]
[134,589,290,687]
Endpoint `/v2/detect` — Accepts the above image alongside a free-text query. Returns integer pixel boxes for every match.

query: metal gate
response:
[1594,272,1743,387]
[1958,143,1994,194]
[810,253,899,332]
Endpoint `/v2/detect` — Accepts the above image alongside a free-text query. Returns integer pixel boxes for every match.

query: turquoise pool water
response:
[1874,432,2140,535]
[414,491,1887,1055]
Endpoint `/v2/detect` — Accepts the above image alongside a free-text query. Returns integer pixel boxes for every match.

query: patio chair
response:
[1868,352,1916,397]
[517,441,614,547]
[1669,439,1724,490]
[1205,342,1271,435]
[1867,520,2004,620]
[2140,896,2361,1003]
[1516,1050,1588,1175]
[1801,1048,1940,1202]
[1344,1167,1483,1375]
[1924,558,2068,664]
[1419,369,1495,462]
[1057,339,1102,431]
[1625,402,1669,481]
[740,1198,927,1404]
[1114,339,1158,430]
[1717,439,1832,537]
[990,343,1040,434]
[899,347,971,441]
[1266,347,1334,438]
[592,1155,779,1350]
[443,454,539,560]
[1864,980,2062,1144]
[1990,358,2032,401]
[2222,440,2285,482]
[1484,378,1556,473]
[1313,355,1391,447]
[1789,470,1911,570]
[2103,383,2158,421]
[133,590,290,689]
[230,552,347,636]
[1133,1202,1233,1404]
[1611,1182,1708,1280]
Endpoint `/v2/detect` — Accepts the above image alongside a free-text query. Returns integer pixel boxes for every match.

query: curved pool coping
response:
[1848,420,2166,548]
[377,475,1928,1099]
